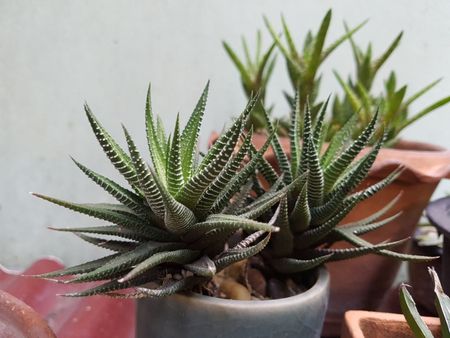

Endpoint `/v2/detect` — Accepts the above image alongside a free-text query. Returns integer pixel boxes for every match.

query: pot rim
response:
[347,138,450,183]
[168,266,329,309]
[342,310,441,338]
[391,139,446,152]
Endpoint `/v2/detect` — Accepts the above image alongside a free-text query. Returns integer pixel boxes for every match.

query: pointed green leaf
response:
[323,111,378,191]
[271,254,333,274]
[106,276,206,298]
[145,84,167,179]
[271,196,294,257]
[167,114,184,195]
[84,105,140,191]
[430,267,450,338]
[49,225,149,241]
[180,82,209,180]
[400,284,434,338]
[119,249,200,283]
[32,194,174,240]
[214,232,270,271]
[123,126,165,219]
[67,241,184,283]
[32,253,121,278]
[71,158,147,216]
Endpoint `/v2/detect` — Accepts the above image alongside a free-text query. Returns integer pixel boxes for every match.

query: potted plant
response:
[31,82,431,338]
[224,10,450,334]
[341,267,449,338]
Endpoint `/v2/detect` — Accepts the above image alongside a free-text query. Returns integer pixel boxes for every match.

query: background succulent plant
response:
[264,10,364,119]
[227,9,450,144]
[237,93,433,278]
[333,30,450,143]
[32,83,281,298]
[223,31,279,132]
[400,268,450,338]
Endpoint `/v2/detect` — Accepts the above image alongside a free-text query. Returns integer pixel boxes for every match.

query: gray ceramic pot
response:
[136,267,329,338]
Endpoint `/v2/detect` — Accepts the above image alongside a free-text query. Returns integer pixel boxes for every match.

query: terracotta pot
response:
[0,289,56,338]
[137,267,329,338]
[210,132,450,336]
[341,310,441,338]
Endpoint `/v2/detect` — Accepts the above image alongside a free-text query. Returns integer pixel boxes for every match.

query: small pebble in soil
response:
[219,279,252,300]
[225,261,246,281]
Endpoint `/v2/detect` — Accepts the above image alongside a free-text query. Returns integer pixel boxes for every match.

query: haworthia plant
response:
[32,83,281,298]
[241,92,434,275]
[400,267,450,338]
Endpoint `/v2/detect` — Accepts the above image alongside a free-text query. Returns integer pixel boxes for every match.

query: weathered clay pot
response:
[215,133,450,337]
[341,310,441,338]
[0,290,56,338]
[137,267,329,338]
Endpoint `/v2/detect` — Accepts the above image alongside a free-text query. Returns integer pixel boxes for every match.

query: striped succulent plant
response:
[241,93,433,274]
[32,83,282,298]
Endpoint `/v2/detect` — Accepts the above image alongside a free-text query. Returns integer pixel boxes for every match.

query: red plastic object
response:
[0,258,135,338]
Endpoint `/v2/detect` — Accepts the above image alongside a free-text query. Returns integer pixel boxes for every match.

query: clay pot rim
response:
[391,139,446,152]
[344,309,441,323]
[367,139,450,183]
[171,266,329,309]
[342,310,441,338]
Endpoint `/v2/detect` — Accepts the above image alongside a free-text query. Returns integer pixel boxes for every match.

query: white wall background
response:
[1,0,449,268]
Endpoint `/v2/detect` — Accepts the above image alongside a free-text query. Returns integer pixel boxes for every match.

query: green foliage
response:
[32,84,280,298]
[223,31,282,133]
[244,95,433,274]
[399,268,450,338]
[227,9,450,143]
[264,10,365,121]
[333,29,450,143]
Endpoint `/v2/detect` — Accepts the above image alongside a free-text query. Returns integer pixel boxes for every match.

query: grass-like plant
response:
[400,268,450,338]
[32,83,283,298]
